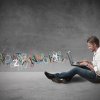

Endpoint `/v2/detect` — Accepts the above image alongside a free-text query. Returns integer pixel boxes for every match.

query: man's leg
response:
[54,67,96,82]
[45,67,96,82]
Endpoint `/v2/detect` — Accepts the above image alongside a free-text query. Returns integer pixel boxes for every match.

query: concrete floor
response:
[0,71,100,100]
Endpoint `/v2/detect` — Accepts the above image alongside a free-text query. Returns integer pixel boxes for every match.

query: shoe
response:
[52,78,63,83]
[52,78,69,83]
[44,71,55,80]
[64,78,71,81]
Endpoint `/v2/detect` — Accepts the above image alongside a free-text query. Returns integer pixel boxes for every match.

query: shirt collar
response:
[94,47,100,55]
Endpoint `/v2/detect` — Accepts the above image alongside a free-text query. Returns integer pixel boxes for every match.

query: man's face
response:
[87,42,96,52]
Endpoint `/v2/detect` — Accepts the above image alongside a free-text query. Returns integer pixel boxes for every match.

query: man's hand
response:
[79,60,94,71]
[79,61,88,66]
[79,60,90,63]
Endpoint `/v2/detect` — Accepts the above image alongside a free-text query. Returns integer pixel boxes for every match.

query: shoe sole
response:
[52,78,68,83]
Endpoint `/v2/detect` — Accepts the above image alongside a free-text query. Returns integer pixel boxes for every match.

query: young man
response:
[44,36,100,83]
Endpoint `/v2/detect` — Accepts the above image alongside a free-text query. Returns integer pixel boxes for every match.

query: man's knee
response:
[71,67,82,74]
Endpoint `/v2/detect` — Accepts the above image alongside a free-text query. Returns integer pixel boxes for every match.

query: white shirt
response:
[92,47,100,76]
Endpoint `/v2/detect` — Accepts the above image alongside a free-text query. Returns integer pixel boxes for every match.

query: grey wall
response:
[0,0,100,59]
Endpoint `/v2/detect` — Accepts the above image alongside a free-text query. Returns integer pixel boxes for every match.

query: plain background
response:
[0,0,100,100]
[0,0,100,60]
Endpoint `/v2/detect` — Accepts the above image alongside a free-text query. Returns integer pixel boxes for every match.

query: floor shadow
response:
[52,76,87,84]
[70,76,87,83]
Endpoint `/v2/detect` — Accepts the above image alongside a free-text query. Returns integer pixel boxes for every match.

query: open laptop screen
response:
[67,51,74,65]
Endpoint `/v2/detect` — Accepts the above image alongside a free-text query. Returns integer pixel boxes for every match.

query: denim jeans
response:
[54,67,98,83]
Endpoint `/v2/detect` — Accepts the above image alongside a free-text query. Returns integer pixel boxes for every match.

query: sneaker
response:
[44,71,55,80]
[52,78,69,83]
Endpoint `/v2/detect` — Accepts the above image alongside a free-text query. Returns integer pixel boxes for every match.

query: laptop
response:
[67,51,87,67]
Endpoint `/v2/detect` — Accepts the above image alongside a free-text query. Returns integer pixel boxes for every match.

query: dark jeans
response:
[54,67,100,83]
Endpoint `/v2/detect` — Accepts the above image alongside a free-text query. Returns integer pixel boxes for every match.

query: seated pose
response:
[44,36,100,83]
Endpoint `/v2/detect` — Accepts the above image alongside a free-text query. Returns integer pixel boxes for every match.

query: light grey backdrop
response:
[0,0,100,59]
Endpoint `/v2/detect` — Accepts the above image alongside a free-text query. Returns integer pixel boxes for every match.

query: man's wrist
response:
[87,63,89,66]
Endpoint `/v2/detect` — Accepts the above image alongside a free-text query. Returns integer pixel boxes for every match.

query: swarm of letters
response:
[0,50,64,69]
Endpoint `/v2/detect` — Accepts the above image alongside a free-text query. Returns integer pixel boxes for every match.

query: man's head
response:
[87,36,99,52]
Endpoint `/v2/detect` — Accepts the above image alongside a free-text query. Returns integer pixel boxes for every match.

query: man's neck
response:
[94,46,99,52]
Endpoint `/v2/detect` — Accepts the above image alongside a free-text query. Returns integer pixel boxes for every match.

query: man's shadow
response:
[70,76,86,83]
[70,76,100,84]
[52,76,87,84]
[52,76,100,84]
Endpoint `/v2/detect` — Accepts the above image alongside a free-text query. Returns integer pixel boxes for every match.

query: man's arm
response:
[79,60,94,71]
[87,62,94,71]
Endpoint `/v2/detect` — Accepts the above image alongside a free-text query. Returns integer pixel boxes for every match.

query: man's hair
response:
[87,36,99,47]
